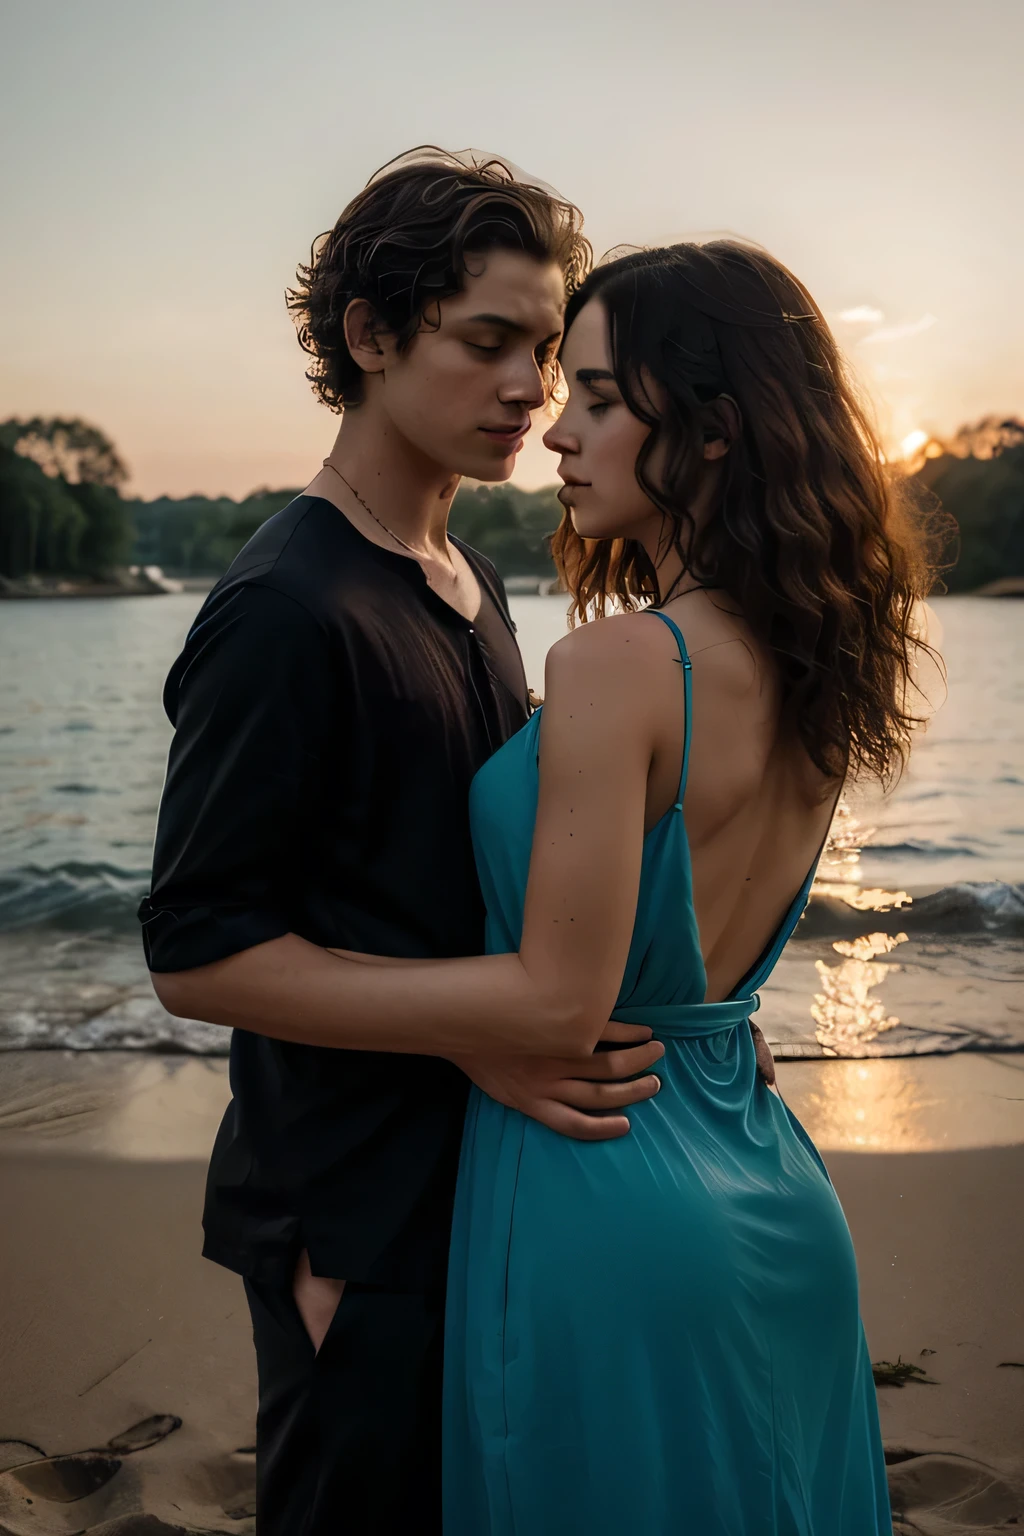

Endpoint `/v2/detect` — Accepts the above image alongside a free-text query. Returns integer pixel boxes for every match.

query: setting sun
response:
[900,428,929,459]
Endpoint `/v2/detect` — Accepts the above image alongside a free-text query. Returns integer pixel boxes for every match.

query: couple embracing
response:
[141,147,925,1533]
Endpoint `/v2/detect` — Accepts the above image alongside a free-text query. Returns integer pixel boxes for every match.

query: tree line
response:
[907,418,1024,591]
[0,418,133,578]
[2,414,1023,590]
[129,481,564,577]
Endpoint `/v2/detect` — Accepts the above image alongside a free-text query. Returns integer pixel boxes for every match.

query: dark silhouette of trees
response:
[449,483,563,577]
[127,482,564,579]
[7,416,129,489]
[0,446,86,577]
[908,418,1024,592]
[129,489,303,575]
[0,417,133,579]
[3,411,1022,591]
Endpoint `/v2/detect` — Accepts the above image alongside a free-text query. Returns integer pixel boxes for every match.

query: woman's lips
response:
[557,482,591,505]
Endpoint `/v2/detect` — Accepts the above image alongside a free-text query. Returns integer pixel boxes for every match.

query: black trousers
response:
[244,1276,446,1535]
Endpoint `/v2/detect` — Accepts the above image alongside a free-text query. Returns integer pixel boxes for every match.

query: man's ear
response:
[702,394,741,461]
[343,298,389,379]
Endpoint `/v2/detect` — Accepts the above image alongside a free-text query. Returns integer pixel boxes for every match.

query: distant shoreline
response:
[2,570,1021,601]
[0,568,216,600]
[974,576,1024,597]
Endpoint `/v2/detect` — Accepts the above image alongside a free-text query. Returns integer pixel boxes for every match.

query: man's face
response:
[375,249,566,481]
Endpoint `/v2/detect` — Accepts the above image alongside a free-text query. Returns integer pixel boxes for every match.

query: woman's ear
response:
[702,394,741,461]
[343,298,389,379]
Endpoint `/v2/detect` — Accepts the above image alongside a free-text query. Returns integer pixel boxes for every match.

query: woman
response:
[438,241,929,1534]
[359,242,928,1529]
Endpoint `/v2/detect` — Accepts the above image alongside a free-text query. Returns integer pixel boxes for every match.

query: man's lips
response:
[480,422,530,446]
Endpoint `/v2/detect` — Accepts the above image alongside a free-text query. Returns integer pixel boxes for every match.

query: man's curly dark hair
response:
[286,149,591,412]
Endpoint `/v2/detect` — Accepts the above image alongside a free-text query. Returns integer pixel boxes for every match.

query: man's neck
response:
[309,409,460,559]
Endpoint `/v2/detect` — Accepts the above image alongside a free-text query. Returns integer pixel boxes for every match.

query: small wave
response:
[801,881,1024,939]
[860,840,986,859]
[0,862,150,933]
[2,864,1021,945]
[0,996,228,1054]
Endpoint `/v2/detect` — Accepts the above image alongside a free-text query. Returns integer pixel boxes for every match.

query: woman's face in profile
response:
[543,299,661,544]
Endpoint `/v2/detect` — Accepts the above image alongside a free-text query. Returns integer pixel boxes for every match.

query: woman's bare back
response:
[636,589,840,1002]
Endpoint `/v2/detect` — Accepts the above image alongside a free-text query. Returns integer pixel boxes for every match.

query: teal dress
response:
[443,611,891,1535]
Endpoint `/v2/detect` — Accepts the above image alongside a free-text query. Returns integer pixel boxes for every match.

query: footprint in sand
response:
[1,1450,124,1505]
[0,1444,47,1476]
[0,1416,186,1535]
[103,1419,183,1457]
[887,1451,1023,1533]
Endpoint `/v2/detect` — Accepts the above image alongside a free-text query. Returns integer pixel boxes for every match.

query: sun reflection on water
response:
[782,1059,946,1151]
[808,800,914,1056]
[812,931,909,1056]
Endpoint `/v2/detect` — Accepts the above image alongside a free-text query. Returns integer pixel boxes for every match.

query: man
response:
[139,149,663,1534]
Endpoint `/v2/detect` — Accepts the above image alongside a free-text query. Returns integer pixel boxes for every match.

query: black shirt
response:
[138,495,529,1289]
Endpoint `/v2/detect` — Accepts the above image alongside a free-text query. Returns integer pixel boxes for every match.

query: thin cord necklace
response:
[321,460,457,577]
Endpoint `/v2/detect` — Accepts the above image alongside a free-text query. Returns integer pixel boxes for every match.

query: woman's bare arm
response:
[154,616,661,1058]
[152,933,569,1056]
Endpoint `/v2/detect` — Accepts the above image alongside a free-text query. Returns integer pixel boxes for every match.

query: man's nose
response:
[498,353,547,408]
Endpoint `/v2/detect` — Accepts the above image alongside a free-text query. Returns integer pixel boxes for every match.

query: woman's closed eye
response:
[580,380,618,416]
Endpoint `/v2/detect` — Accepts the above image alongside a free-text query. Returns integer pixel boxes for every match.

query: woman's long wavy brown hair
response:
[550,242,942,785]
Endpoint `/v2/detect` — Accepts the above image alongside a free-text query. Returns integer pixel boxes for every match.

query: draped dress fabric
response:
[442,611,891,1535]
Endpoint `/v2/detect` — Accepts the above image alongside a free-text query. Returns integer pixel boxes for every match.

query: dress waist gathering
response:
[613,994,760,1039]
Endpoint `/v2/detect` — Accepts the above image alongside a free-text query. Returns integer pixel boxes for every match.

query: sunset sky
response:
[2,0,1021,500]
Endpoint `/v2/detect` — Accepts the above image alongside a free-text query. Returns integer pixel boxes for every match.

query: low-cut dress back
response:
[443,611,891,1534]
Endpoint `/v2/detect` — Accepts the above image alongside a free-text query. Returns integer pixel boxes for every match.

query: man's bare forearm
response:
[151,931,589,1058]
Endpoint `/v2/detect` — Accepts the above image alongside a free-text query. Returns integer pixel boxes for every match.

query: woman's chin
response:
[571,507,623,542]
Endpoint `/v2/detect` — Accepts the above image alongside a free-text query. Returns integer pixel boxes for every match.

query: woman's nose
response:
[542,419,577,454]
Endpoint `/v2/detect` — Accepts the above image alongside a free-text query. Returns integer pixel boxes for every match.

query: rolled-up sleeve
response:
[138,581,337,972]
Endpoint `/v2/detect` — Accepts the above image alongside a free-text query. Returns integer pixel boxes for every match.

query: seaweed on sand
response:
[872,1355,939,1388]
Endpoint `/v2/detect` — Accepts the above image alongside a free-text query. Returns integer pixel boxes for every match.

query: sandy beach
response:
[1,1051,1022,1535]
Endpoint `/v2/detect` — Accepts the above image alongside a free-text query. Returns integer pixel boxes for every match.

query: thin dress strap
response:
[646,609,693,804]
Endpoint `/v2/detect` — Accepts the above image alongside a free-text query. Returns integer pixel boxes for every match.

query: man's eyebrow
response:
[575,368,616,386]
[465,312,524,331]
[465,313,562,344]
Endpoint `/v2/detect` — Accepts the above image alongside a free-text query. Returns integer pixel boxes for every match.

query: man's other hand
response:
[450,1022,664,1141]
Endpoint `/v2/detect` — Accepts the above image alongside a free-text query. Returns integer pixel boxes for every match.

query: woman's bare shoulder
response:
[540,612,678,738]
[544,610,673,686]
[543,601,763,718]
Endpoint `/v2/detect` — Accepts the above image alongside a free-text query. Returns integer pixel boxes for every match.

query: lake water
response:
[0,592,1020,1058]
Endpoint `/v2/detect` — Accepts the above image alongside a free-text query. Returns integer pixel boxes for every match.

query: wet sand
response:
[1,1051,1022,1534]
